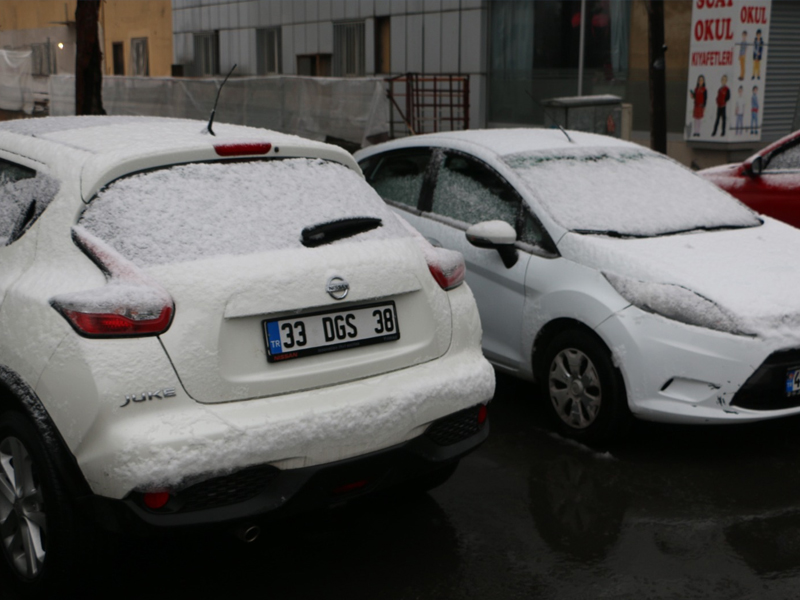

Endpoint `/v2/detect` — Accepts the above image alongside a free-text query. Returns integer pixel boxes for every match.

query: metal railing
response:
[386,73,470,138]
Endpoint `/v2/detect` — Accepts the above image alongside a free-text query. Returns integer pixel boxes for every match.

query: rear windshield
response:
[79,158,408,267]
[503,148,761,238]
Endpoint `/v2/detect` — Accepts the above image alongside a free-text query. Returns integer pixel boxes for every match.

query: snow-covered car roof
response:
[358,127,635,159]
[0,116,359,201]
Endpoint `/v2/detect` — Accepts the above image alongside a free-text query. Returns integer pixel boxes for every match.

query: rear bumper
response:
[84,411,489,534]
[70,283,493,499]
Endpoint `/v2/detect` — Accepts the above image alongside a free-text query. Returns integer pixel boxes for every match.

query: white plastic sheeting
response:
[0,50,33,114]
[49,74,389,147]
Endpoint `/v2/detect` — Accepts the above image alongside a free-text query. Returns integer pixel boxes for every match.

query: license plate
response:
[264,302,400,362]
[786,366,800,397]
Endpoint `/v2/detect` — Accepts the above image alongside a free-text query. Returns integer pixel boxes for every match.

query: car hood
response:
[698,162,741,177]
[559,218,800,342]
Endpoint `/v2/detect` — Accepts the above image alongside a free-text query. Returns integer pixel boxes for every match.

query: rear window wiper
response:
[301,217,383,247]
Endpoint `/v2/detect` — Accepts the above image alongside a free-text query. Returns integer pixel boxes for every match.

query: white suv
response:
[0,116,494,596]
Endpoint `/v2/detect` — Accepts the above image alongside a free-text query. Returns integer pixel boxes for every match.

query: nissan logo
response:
[326,276,349,300]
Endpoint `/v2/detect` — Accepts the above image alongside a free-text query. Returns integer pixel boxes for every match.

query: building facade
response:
[0,0,173,79]
[172,0,489,129]
[173,0,800,167]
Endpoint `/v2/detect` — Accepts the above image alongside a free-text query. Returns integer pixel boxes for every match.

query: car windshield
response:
[503,148,761,238]
[79,158,408,267]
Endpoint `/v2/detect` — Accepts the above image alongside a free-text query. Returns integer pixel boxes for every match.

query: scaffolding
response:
[386,73,470,138]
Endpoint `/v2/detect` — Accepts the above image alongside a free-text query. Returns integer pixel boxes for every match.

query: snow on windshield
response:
[79,158,408,267]
[503,148,760,237]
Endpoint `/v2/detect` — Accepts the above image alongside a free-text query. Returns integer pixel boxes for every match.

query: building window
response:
[333,21,365,77]
[194,32,220,76]
[30,42,54,76]
[375,17,391,74]
[297,54,332,77]
[112,42,124,75]
[257,27,282,75]
[130,37,149,76]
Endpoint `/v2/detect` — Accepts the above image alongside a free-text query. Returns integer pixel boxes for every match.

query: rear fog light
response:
[143,491,171,510]
[478,404,488,425]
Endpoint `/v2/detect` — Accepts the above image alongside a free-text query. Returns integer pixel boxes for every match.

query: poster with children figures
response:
[685,0,771,142]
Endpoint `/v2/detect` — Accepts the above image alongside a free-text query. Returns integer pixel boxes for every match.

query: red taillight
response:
[427,253,466,291]
[143,491,171,510]
[62,305,173,337]
[477,404,488,425]
[52,227,176,338]
[214,143,272,157]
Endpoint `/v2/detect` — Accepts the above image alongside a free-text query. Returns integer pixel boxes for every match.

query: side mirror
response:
[466,220,518,268]
[747,155,764,177]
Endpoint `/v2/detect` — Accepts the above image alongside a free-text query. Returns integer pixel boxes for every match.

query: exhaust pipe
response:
[235,524,261,543]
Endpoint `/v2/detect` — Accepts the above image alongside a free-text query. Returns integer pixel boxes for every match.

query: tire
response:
[540,329,631,444]
[0,412,88,598]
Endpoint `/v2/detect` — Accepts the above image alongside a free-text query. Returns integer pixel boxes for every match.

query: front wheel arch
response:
[533,321,632,443]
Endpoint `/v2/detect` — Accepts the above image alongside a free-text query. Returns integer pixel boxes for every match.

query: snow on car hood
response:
[559,218,800,342]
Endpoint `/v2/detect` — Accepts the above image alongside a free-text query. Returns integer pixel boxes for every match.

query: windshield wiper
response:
[573,219,762,239]
[655,220,763,237]
[301,217,383,247]
[573,229,648,239]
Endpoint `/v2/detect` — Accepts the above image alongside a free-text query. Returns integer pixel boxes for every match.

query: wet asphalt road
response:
[8,372,800,599]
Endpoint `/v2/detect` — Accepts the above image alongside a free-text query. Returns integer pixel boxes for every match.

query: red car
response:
[699,130,800,228]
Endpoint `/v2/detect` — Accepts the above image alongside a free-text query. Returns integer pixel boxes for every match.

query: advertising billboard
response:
[685,0,771,142]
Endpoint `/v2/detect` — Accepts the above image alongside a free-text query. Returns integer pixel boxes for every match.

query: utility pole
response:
[647,0,667,154]
[75,0,105,115]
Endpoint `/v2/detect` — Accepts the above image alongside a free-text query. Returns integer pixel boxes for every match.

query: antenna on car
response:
[525,89,575,144]
[557,124,574,143]
[204,63,237,137]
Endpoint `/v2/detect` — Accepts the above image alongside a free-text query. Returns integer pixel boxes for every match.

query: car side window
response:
[520,209,548,247]
[430,153,520,227]
[0,158,59,246]
[766,142,800,172]
[365,149,433,209]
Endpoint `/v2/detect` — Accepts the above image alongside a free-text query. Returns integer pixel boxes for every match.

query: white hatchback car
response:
[0,116,494,596]
[356,129,800,441]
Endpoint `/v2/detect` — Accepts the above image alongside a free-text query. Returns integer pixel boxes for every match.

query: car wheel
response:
[0,412,86,597]
[541,330,631,443]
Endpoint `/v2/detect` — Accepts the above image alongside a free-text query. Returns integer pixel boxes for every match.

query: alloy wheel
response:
[548,348,602,429]
[0,435,47,579]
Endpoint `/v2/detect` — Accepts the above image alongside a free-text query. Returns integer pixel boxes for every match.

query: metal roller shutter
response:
[762,2,800,142]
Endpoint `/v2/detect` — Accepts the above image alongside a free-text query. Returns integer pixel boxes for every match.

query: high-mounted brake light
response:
[214,143,272,157]
[51,227,175,338]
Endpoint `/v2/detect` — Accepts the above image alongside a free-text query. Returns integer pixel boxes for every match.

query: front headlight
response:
[604,272,747,335]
